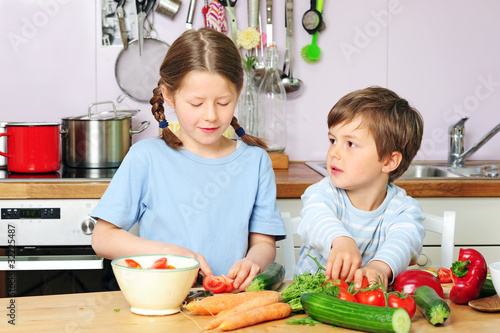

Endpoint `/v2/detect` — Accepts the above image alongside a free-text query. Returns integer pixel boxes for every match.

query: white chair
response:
[419,211,456,269]
[279,210,456,279]
[280,212,301,280]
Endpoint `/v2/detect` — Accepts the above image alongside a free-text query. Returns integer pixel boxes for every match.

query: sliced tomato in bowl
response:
[125,259,142,268]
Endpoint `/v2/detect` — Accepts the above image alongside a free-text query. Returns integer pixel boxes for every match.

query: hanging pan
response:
[115,37,170,103]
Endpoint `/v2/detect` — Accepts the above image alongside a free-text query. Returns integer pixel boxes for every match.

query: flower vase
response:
[238,68,258,136]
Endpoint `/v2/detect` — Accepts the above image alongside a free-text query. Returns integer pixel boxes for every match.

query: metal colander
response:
[114,37,170,103]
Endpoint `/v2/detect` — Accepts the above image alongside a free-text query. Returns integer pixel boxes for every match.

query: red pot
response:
[0,123,60,173]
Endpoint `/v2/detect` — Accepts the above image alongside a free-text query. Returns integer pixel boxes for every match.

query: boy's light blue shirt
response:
[92,137,286,276]
[296,177,425,282]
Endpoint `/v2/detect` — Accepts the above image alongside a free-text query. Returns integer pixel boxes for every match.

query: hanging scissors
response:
[136,0,155,55]
[218,0,238,43]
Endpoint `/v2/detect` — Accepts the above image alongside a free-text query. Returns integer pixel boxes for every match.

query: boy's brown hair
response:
[327,86,424,183]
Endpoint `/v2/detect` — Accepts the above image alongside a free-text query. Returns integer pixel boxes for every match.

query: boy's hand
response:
[326,236,362,282]
[353,260,392,289]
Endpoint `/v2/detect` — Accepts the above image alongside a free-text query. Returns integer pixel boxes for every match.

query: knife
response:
[136,0,145,55]
[248,0,259,28]
[116,0,128,49]
[266,0,273,46]
[186,0,197,30]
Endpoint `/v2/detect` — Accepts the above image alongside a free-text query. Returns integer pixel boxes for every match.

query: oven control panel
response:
[1,208,61,220]
[0,199,100,246]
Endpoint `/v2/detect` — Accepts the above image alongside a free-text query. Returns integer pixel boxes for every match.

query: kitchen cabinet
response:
[2,163,500,270]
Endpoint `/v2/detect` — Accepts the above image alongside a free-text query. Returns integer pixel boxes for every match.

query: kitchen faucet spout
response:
[448,116,500,167]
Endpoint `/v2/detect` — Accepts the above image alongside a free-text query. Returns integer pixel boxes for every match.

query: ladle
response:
[281,0,303,98]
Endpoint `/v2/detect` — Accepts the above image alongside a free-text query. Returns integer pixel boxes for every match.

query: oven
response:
[0,199,119,297]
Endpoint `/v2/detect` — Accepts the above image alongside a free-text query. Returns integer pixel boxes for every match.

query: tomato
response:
[388,293,416,319]
[323,278,349,290]
[337,287,357,302]
[150,257,168,269]
[355,289,386,307]
[223,276,235,292]
[352,276,370,291]
[203,275,228,293]
[125,259,142,268]
[165,265,177,269]
[203,275,234,293]
[437,267,452,283]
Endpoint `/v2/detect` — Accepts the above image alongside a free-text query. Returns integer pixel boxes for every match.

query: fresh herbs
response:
[280,253,339,312]
[286,316,321,326]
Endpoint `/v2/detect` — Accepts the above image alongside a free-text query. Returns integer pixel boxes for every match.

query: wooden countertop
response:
[1,162,500,200]
[1,289,499,332]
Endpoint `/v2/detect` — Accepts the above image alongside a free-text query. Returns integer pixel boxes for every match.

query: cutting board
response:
[468,294,500,312]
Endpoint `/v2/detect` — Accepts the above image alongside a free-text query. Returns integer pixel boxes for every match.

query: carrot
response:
[217,302,292,331]
[205,291,282,330]
[185,291,277,315]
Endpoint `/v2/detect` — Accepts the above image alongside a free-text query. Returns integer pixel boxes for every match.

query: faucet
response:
[448,116,500,167]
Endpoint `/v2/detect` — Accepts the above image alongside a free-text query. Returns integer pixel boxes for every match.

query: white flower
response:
[237,27,261,50]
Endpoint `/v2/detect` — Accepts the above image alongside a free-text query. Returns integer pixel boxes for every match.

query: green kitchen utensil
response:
[301,0,323,64]
[301,32,321,64]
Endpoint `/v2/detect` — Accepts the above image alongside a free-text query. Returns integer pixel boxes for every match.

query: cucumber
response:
[245,262,285,291]
[301,293,411,333]
[479,276,496,298]
[413,285,450,325]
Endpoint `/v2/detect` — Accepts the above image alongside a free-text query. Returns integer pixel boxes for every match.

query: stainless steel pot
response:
[61,101,150,168]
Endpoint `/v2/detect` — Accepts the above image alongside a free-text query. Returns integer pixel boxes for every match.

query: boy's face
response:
[326,116,390,192]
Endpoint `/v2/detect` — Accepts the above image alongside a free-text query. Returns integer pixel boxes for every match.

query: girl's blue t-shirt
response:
[92,137,286,275]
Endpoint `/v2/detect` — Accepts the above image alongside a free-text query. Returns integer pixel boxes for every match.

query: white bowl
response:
[489,261,500,296]
[111,254,199,316]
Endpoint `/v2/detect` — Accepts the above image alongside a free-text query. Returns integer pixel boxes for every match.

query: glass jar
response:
[237,67,257,136]
[257,43,287,153]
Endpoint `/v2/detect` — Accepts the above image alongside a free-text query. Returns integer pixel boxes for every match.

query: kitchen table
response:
[1,287,499,332]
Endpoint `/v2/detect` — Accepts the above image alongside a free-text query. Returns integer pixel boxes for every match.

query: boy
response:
[296,87,425,289]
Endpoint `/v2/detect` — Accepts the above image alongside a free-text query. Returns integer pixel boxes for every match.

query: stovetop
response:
[0,165,118,182]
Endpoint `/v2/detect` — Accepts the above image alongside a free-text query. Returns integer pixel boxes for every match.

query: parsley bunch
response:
[281,254,339,312]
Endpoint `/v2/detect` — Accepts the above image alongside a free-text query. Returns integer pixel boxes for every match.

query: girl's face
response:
[162,71,239,156]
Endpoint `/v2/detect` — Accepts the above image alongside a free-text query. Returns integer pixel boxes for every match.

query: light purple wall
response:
[2,0,500,162]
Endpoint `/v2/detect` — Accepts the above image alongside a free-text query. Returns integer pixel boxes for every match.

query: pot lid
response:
[6,122,60,127]
[64,110,139,121]
[62,101,139,121]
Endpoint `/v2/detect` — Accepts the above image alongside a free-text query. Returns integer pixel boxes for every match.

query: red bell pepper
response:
[392,269,444,297]
[449,248,487,304]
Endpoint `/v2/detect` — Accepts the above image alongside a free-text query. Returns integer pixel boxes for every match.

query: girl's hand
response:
[163,243,213,277]
[326,236,362,282]
[226,258,262,291]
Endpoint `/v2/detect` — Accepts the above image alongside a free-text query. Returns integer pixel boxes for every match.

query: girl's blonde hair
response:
[150,28,267,150]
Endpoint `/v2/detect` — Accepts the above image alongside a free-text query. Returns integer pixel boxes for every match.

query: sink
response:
[449,164,500,178]
[305,162,461,179]
[399,165,461,179]
[305,161,500,179]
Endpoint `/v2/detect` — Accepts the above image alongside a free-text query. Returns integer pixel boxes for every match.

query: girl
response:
[91,28,286,291]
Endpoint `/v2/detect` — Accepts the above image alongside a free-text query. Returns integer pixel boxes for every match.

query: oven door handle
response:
[0,255,103,270]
